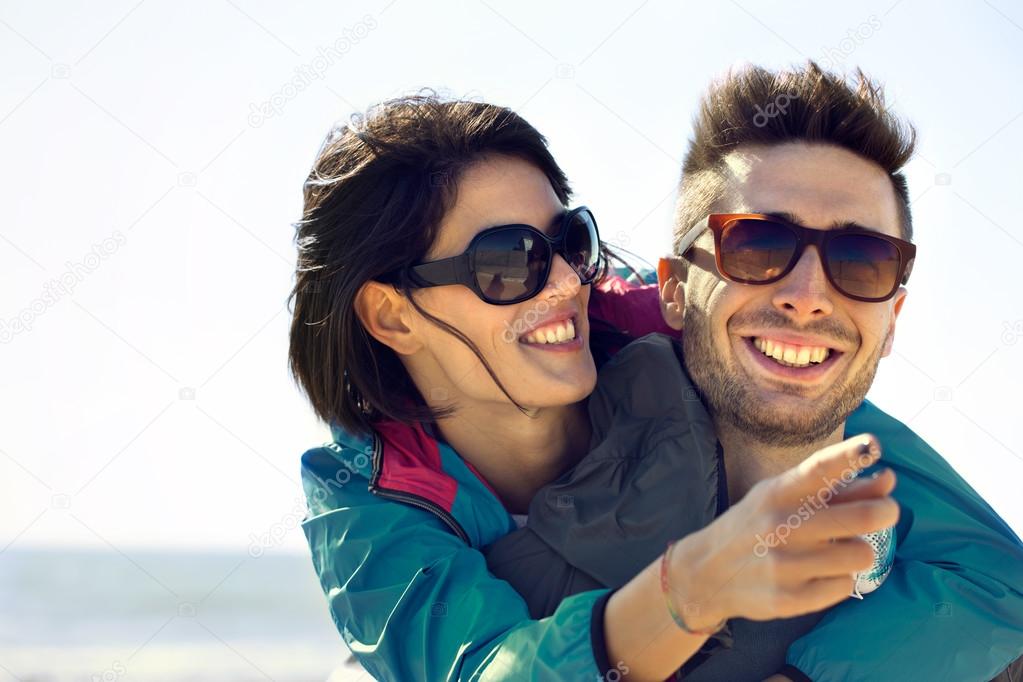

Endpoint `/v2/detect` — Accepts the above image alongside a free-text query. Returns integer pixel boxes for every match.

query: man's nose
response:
[770,246,835,321]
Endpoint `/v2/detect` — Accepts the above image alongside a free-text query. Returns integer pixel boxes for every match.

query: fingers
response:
[794,497,900,543]
[783,575,858,616]
[776,538,876,582]
[829,467,896,504]
[771,434,881,505]
[742,566,860,621]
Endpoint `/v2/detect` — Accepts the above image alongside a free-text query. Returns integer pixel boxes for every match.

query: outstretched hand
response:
[667,434,899,630]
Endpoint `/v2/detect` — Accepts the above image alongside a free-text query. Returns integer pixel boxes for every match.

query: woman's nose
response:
[541,254,583,302]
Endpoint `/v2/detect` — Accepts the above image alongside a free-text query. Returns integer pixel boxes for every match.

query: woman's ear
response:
[354,281,423,356]
[657,257,686,331]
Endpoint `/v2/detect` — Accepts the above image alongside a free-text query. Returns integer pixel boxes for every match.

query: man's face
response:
[678,142,908,447]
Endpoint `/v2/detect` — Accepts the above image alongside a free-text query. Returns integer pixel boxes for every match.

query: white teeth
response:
[753,337,832,368]
[523,319,576,345]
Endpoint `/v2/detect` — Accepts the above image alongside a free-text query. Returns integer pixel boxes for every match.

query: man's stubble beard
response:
[681,304,886,448]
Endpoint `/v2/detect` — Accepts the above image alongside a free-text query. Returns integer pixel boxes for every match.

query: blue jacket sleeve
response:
[301,454,615,681]
[786,403,1023,681]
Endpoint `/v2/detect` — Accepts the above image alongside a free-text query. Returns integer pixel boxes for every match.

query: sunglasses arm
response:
[675,217,710,257]
[406,256,467,288]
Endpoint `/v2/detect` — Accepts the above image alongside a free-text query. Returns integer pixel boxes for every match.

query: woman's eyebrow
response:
[543,213,561,234]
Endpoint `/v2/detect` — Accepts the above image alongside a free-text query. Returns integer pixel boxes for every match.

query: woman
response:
[289,94,897,681]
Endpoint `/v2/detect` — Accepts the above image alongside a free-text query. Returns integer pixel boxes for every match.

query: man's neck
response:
[716,419,846,504]
[434,400,591,515]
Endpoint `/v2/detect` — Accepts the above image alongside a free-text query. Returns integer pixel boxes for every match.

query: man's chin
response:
[717,394,848,447]
[715,357,856,446]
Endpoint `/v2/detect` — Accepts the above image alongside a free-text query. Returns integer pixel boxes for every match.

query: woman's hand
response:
[603,434,897,681]
[667,434,899,630]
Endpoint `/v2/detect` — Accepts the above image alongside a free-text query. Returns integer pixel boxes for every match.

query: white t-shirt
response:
[511,513,528,529]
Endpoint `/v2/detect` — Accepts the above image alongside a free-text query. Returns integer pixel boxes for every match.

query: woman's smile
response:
[518,313,583,352]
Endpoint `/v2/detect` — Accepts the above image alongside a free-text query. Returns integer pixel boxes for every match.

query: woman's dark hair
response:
[288,93,575,435]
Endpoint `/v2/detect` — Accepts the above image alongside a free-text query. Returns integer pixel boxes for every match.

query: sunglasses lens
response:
[826,233,902,300]
[563,209,600,283]
[473,229,550,302]
[719,219,799,282]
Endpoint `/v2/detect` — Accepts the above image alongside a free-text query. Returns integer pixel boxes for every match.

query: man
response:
[485,61,1023,680]
[657,60,1023,681]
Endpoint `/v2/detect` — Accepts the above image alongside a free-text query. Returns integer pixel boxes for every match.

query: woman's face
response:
[404,155,597,412]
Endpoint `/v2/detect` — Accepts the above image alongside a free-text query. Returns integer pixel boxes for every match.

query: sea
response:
[0,548,371,682]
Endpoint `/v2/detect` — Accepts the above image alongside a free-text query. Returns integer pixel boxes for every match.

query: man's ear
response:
[657,256,686,331]
[354,281,423,356]
[880,287,908,357]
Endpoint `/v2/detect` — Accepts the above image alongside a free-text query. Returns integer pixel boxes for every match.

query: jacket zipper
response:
[366,432,471,545]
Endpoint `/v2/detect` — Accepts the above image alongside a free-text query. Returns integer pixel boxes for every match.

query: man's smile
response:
[736,333,849,385]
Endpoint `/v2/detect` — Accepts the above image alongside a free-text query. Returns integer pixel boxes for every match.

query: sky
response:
[2,0,1023,558]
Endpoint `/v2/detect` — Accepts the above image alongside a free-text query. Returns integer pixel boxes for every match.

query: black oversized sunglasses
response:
[677,213,916,303]
[394,206,601,305]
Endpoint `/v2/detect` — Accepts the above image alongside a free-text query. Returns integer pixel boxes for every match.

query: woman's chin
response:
[520,369,597,409]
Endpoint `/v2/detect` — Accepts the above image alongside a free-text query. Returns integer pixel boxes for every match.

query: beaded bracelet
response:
[659,539,727,636]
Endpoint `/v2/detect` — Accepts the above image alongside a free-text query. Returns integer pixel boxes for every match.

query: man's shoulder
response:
[589,332,712,433]
[848,400,1022,544]
[846,400,963,486]
[847,400,946,470]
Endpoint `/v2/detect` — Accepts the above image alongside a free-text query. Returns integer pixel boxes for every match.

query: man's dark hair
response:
[674,61,916,253]
[288,93,572,435]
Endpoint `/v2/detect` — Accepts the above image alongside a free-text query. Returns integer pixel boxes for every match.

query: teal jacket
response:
[301,281,1023,680]
[300,398,1023,681]
[301,418,616,681]
[786,401,1023,681]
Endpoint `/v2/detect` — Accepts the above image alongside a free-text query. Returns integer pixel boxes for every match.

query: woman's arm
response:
[783,402,1023,682]
[303,469,616,681]
[603,436,898,681]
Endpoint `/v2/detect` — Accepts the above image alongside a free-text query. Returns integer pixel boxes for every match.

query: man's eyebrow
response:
[761,210,803,225]
[758,210,879,232]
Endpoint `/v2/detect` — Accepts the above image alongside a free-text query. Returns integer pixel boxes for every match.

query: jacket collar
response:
[329,419,511,547]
